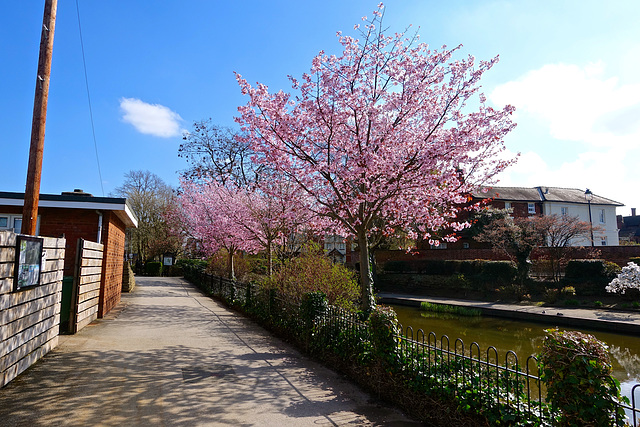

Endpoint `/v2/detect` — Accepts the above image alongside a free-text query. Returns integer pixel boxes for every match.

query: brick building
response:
[471,186,622,247]
[618,208,640,245]
[0,189,138,317]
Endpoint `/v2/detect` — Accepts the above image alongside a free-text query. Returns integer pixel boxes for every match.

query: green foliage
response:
[565,259,619,279]
[539,329,628,426]
[563,299,579,306]
[300,292,328,328]
[564,260,621,296]
[175,258,208,271]
[263,243,359,309]
[560,286,576,297]
[420,302,481,316]
[594,300,603,307]
[383,259,517,288]
[604,261,622,279]
[544,288,559,304]
[144,261,162,276]
[498,284,531,301]
[629,257,640,265]
[480,260,518,285]
[369,305,399,362]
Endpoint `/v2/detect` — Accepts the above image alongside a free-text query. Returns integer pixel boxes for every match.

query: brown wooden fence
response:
[0,231,66,388]
[69,238,103,334]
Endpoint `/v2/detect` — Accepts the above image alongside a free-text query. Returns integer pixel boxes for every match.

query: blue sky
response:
[2,1,639,214]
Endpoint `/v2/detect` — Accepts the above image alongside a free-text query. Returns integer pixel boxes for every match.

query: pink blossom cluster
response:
[234,5,516,247]
[178,176,311,261]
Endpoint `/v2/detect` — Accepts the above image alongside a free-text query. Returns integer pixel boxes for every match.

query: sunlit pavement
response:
[0,277,418,426]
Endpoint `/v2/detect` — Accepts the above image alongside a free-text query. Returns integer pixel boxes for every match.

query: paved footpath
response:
[0,277,418,427]
[378,293,640,335]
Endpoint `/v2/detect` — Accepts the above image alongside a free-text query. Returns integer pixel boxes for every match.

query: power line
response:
[75,0,104,196]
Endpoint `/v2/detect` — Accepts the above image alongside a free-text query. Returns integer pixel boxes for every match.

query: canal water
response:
[391,304,640,402]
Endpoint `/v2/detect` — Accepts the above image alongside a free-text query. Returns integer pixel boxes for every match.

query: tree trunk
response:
[516,252,530,285]
[266,240,273,276]
[228,248,235,281]
[357,230,376,314]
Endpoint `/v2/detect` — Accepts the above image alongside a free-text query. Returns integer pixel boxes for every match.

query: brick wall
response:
[370,245,640,269]
[98,212,125,318]
[38,208,100,277]
[0,206,101,277]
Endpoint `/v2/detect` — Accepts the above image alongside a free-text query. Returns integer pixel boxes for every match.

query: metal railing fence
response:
[182,266,639,426]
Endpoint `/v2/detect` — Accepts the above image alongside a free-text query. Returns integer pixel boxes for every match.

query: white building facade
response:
[476,186,623,247]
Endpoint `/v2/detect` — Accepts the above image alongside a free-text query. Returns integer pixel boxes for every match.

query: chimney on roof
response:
[633,208,637,217]
[61,189,93,197]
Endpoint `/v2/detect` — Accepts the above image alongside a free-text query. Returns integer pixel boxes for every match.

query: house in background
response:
[618,208,640,245]
[324,235,348,263]
[471,186,623,246]
[0,189,138,317]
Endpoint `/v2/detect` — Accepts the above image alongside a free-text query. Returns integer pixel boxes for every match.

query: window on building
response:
[430,242,447,250]
[561,206,569,216]
[601,237,607,246]
[13,218,22,234]
[504,202,512,210]
[528,203,536,214]
[599,209,606,224]
[0,215,41,235]
[463,242,470,249]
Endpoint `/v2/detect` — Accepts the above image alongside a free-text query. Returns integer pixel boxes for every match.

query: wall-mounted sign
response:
[14,235,44,291]
[163,254,174,266]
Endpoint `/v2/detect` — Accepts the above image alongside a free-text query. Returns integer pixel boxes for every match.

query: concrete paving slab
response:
[0,277,419,426]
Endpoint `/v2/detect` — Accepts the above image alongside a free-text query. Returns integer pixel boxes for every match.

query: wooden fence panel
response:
[0,231,65,388]
[69,238,103,334]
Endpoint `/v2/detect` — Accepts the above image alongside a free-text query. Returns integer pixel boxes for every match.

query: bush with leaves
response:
[539,329,628,426]
[263,243,359,309]
[206,250,254,282]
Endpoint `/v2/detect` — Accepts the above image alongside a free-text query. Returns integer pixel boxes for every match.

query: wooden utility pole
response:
[22,0,58,235]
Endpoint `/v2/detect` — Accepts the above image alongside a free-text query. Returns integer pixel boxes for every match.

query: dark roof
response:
[473,186,623,207]
[0,191,138,228]
[538,187,623,206]
[473,187,540,202]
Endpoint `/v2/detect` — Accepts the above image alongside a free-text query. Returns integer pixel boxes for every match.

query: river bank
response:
[377,292,640,335]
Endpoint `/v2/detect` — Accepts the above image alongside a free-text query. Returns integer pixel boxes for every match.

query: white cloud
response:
[120,98,183,138]
[490,62,640,213]
[490,62,640,148]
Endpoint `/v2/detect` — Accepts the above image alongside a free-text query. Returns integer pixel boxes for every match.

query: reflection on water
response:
[391,304,640,386]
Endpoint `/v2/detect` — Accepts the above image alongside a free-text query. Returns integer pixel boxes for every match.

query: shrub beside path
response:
[0,277,418,426]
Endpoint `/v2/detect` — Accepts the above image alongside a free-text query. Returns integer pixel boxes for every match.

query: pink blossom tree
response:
[179,179,262,280]
[235,4,516,311]
[179,175,310,279]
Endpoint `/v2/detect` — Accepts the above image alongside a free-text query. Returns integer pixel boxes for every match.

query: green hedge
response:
[629,257,640,265]
[382,259,516,286]
[563,260,621,296]
[144,261,163,276]
[175,258,207,271]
